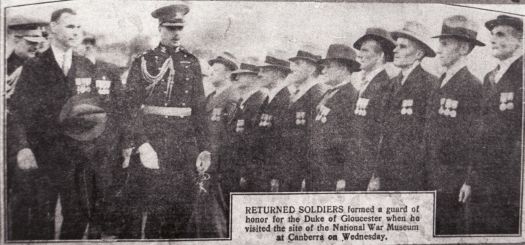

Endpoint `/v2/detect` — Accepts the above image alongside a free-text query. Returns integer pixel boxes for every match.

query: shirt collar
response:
[291,78,319,102]
[498,51,522,74]
[51,44,72,66]
[441,58,467,87]
[401,61,420,85]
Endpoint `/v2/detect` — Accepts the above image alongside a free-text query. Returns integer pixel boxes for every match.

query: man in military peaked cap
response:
[120,3,209,239]
[352,27,394,192]
[377,21,438,192]
[478,14,523,234]
[426,15,484,235]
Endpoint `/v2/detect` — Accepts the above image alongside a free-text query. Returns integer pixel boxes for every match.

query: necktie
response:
[439,73,447,88]
[492,65,501,85]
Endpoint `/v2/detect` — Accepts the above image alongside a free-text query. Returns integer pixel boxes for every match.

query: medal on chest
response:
[95,77,111,95]
[259,113,273,127]
[438,98,458,118]
[499,92,514,111]
[75,78,92,94]
[315,105,331,123]
[236,119,245,133]
[211,108,223,122]
[354,97,370,116]
[295,111,306,125]
[400,99,414,116]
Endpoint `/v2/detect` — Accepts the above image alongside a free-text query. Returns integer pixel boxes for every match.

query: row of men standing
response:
[5,3,523,241]
[203,15,523,236]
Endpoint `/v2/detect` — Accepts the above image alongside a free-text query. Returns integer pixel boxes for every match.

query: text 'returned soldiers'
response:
[254,55,292,192]
[426,15,484,235]
[121,4,209,239]
[277,50,327,192]
[308,44,361,191]
[10,8,109,239]
[352,27,395,191]
[5,15,47,241]
[378,21,438,191]
[478,15,523,234]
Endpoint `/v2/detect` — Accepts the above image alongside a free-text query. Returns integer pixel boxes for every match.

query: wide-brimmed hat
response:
[391,21,436,57]
[353,27,395,62]
[208,52,238,71]
[485,15,523,32]
[258,56,291,73]
[318,44,361,72]
[432,15,485,46]
[231,63,259,80]
[59,94,107,141]
[151,4,189,27]
[289,50,322,64]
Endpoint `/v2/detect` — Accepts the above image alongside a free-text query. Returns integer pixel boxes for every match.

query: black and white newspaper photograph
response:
[1,0,524,243]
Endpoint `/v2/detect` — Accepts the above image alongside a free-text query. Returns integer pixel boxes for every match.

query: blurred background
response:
[4,0,524,94]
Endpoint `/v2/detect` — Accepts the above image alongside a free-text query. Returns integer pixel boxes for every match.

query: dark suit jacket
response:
[353,70,391,181]
[275,83,327,189]
[479,56,523,204]
[253,87,291,188]
[229,90,267,186]
[11,48,95,161]
[424,67,482,194]
[308,82,359,191]
[379,64,438,191]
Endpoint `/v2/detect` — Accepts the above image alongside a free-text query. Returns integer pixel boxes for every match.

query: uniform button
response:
[165,116,168,119]
[182,103,186,106]
[185,66,189,69]
[164,103,168,106]
[185,77,190,81]
[184,55,187,58]
[185,90,189,94]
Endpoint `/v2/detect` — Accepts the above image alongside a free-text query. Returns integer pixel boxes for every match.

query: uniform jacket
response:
[425,66,482,193]
[123,44,206,151]
[7,52,25,76]
[379,64,438,191]
[353,70,391,180]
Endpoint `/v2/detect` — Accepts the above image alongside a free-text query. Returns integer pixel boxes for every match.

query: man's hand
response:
[138,143,159,169]
[270,179,279,192]
[367,175,380,191]
[240,177,247,188]
[122,147,133,168]
[17,148,38,170]
[196,151,211,173]
[458,183,471,203]
[336,179,346,192]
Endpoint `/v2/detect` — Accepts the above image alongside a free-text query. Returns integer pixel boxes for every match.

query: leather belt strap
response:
[142,105,192,117]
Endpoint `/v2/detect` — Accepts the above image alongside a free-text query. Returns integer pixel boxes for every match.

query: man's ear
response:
[49,21,57,35]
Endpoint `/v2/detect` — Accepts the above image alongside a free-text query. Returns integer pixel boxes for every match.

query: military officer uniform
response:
[5,16,48,240]
[253,56,292,192]
[352,28,395,188]
[307,44,361,191]
[478,15,523,234]
[120,5,207,239]
[379,22,438,191]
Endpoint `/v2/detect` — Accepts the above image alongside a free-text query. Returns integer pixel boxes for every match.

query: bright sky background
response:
[4,0,525,80]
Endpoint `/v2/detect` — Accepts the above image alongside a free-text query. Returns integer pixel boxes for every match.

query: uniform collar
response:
[157,43,181,54]
[441,58,467,88]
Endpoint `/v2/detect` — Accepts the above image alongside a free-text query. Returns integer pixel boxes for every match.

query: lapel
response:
[392,64,424,106]
[361,70,389,98]
[42,48,68,84]
[496,56,523,93]
[440,66,469,95]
